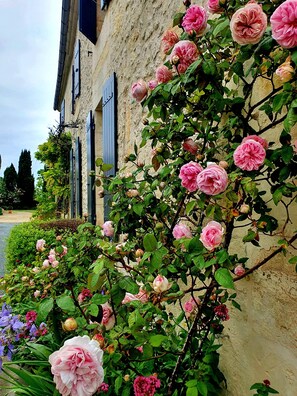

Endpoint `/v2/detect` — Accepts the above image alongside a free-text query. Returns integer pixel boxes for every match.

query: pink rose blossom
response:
[61,245,68,256]
[233,139,266,171]
[172,223,192,239]
[200,221,224,251]
[275,58,295,83]
[136,346,143,353]
[34,290,41,298]
[179,161,203,192]
[101,303,115,330]
[182,5,208,36]
[42,259,50,269]
[98,382,109,393]
[207,0,224,14]
[122,293,139,304]
[271,0,297,49]
[148,79,158,90]
[78,288,93,304]
[230,0,267,45]
[161,30,179,54]
[156,65,173,83]
[102,221,114,237]
[234,264,245,276]
[196,164,228,195]
[184,296,201,317]
[170,40,199,74]
[183,138,199,155]
[242,134,268,149]
[48,249,56,264]
[131,79,148,102]
[153,275,171,293]
[49,335,104,396]
[133,375,161,396]
[36,239,46,252]
[214,304,230,321]
[122,289,149,305]
[52,260,59,268]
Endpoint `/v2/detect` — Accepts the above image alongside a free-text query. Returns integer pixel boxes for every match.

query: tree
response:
[17,150,35,209]
[4,164,18,192]
[35,130,72,218]
[3,164,21,209]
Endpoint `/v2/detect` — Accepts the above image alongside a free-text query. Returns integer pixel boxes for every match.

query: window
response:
[79,0,97,44]
[60,99,65,125]
[86,111,96,224]
[71,40,81,114]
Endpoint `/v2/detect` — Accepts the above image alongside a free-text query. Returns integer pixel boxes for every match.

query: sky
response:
[0,0,62,180]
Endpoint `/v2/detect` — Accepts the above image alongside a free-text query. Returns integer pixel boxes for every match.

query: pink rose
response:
[179,161,203,192]
[78,288,93,304]
[242,134,268,149]
[34,290,41,298]
[196,164,228,195]
[184,296,201,317]
[101,303,115,330]
[271,0,297,49]
[230,0,267,45]
[36,239,46,252]
[42,259,50,269]
[133,375,161,396]
[148,79,158,90]
[131,79,148,102]
[102,221,114,237]
[135,288,149,303]
[207,0,224,14]
[170,40,199,74]
[156,65,173,83]
[153,275,171,293]
[275,58,295,83]
[48,249,56,264]
[172,223,192,239]
[161,30,179,54]
[182,5,208,36]
[234,264,245,276]
[61,245,68,256]
[122,292,138,304]
[49,335,104,396]
[233,139,266,171]
[200,221,224,251]
[183,138,199,155]
[52,260,59,268]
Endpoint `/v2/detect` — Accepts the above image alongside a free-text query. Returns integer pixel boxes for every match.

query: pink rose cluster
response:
[133,375,161,396]
[271,0,297,49]
[102,220,114,237]
[170,40,199,74]
[172,223,192,239]
[234,135,267,171]
[230,0,267,45]
[49,335,104,396]
[200,221,224,251]
[179,162,228,196]
[182,5,208,36]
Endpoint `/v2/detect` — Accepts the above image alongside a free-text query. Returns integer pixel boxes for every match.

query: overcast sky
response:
[0,0,61,180]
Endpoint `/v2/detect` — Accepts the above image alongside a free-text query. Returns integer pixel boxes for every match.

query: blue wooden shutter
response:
[74,40,81,98]
[60,99,65,124]
[69,148,75,218]
[102,72,117,221]
[71,65,75,114]
[86,111,96,224]
[75,137,82,218]
[79,0,97,44]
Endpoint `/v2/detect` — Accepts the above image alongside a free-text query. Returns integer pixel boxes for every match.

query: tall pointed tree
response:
[4,164,18,192]
[17,150,35,209]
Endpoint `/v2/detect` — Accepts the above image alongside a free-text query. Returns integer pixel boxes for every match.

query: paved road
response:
[0,223,18,277]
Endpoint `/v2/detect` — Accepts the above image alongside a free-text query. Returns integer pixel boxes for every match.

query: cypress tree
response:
[4,164,18,192]
[17,150,35,209]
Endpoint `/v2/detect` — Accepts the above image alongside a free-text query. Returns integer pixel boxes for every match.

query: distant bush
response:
[5,222,56,270]
[38,219,84,234]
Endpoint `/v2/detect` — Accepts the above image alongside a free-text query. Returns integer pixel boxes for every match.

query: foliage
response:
[1,164,22,209]
[35,131,72,219]
[5,222,56,271]
[38,219,84,234]
[1,0,297,395]
[17,149,35,209]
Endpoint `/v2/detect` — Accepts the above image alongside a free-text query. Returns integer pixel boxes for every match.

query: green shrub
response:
[5,222,56,270]
[39,219,84,234]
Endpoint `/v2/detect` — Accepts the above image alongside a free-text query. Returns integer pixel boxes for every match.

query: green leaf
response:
[95,157,103,167]
[272,189,283,205]
[186,201,196,215]
[56,295,76,313]
[186,388,198,396]
[149,334,167,347]
[197,381,208,396]
[215,268,234,289]
[189,236,204,253]
[143,233,158,251]
[38,297,54,322]
[119,276,139,294]
[133,203,144,216]
[202,60,216,76]
[172,12,184,27]
[101,163,113,172]
[91,293,109,305]
[288,256,297,264]
[89,303,99,317]
[243,229,257,243]
[212,18,229,37]
[292,50,297,65]
[226,191,238,203]
[281,145,293,164]
[186,380,198,388]
[115,375,123,395]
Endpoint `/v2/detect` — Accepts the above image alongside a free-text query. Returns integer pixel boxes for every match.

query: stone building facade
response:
[53,1,296,395]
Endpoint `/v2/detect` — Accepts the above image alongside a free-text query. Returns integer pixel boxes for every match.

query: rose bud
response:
[239,204,250,214]
[93,333,105,348]
[153,274,171,293]
[219,160,228,169]
[234,265,245,276]
[63,318,78,331]
[135,249,144,258]
[131,79,148,102]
